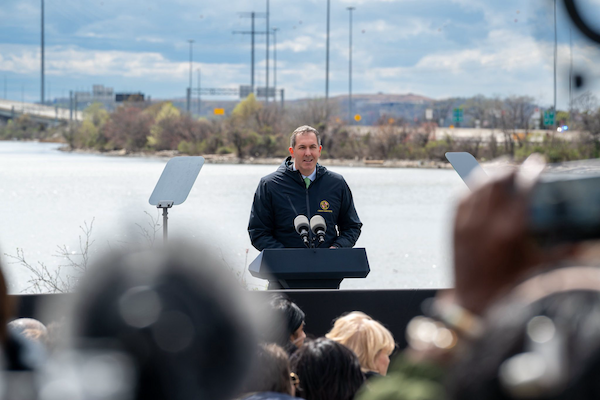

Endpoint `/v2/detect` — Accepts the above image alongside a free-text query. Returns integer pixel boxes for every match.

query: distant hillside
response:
[329,92,435,104]
[157,92,438,126]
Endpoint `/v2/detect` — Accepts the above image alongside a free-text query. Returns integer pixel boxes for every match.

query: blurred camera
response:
[529,174,600,244]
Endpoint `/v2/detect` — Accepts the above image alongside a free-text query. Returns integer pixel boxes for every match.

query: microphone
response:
[310,215,327,246]
[294,215,310,247]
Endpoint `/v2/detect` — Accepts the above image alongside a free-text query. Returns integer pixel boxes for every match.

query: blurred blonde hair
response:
[325,311,394,373]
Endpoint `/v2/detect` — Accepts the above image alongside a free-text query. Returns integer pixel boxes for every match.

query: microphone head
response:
[294,215,310,234]
[310,215,326,234]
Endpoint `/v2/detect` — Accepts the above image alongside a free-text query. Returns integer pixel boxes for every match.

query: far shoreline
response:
[53,144,453,169]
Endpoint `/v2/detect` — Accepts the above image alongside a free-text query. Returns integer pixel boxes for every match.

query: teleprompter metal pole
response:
[158,201,173,244]
[163,208,168,242]
[163,208,167,241]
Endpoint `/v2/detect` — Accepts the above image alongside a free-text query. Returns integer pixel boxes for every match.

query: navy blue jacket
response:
[241,392,296,400]
[248,157,362,250]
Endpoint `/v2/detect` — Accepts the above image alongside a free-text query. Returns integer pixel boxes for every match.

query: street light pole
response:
[188,39,194,114]
[41,0,45,104]
[325,0,330,110]
[266,0,270,104]
[197,68,201,116]
[569,29,573,114]
[347,7,355,124]
[553,0,557,128]
[273,27,279,104]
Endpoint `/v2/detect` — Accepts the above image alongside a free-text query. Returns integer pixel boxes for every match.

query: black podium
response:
[248,248,370,289]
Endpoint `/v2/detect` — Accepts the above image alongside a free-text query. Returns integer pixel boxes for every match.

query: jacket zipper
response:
[305,184,311,242]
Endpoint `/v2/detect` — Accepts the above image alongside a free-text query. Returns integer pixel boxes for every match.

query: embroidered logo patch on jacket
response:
[318,200,332,212]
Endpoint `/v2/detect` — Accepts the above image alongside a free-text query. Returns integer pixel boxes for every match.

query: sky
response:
[2,0,600,108]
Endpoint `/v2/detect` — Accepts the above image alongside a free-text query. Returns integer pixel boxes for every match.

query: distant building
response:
[115,92,145,102]
[74,85,116,110]
[74,85,114,103]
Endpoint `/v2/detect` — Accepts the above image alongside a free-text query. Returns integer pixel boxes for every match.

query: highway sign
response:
[452,108,463,123]
[543,110,555,126]
[214,108,225,115]
[425,108,433,120]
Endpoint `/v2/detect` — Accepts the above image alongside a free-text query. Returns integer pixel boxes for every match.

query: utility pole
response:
[266,0,270,103]
[569,29,573,114]
[234,12,267,97]
[347,7,355,124]
[187,39,194,114]
[325,0,330,108]
[553,0,557,129]
[41,0,45,104]
[273,27,278,105]
[197,68,201,116]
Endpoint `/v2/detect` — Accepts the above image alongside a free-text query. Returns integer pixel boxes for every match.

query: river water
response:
[0,141,468,293]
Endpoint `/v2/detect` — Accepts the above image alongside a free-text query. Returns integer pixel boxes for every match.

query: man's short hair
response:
[325,311,395,374]
[290,125,321,148]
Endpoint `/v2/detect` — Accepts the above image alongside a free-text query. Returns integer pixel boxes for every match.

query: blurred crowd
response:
[2,156,600,400]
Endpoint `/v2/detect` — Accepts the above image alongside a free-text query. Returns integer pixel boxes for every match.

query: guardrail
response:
[0,99,82,122]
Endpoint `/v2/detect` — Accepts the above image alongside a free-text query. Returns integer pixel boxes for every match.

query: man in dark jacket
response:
[248,125,362,251]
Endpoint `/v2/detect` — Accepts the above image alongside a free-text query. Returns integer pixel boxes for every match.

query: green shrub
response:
[514,139,582,163]
[178,140,207,155]
[217,146,234,155]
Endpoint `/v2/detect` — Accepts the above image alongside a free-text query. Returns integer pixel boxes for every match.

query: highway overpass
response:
[0,99,82,126]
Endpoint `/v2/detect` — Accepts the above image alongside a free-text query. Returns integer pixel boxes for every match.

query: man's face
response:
[289,132,322,176]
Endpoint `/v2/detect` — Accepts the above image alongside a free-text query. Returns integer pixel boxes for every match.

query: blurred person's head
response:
[69,244,257,400]
[448,266,600,400]
[0,258,12,344]
[239,343,294,397]
[264,294,306,354]
[445,158,600,399]
[290,337,365,400]
[8,318,48,345]
[326,311,395,376]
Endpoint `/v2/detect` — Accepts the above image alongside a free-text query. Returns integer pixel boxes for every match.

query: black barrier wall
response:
[10,289,439,349]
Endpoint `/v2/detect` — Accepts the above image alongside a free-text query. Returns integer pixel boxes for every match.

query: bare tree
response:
[284,98,333,134]
[432,98,456,126]
[572,91,598,113]
[5,219,95,293]
[463,94,496,128]
[504,95,536,130]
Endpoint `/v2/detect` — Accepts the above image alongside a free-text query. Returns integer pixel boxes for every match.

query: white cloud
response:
[350,28,600,108]
[0,44,247,83]
[278,36,322,52]
[135,36,167,44]
[448,0,538,29]
[413,29,548,74]
[368,18,437,40]
[338,0,408,4]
